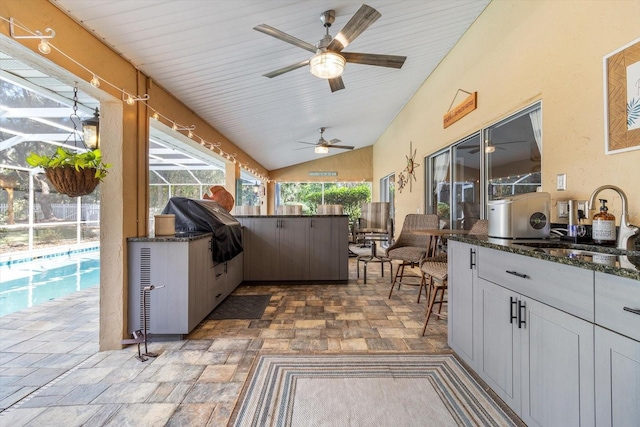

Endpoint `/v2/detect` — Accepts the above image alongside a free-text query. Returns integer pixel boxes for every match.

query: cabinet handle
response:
[506,270,528,279]
[623,307,640,316]
[215,272,223,278]
[518,300,527,329]
[510,297,517,324]
[216,293,222,298]
[224,262,228,273]
[469,248,476,269]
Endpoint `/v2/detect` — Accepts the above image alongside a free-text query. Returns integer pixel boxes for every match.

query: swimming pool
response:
[0,250,100,317]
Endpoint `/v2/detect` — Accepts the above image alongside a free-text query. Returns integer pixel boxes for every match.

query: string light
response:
[4,17,270,182]
[9,17,55,55]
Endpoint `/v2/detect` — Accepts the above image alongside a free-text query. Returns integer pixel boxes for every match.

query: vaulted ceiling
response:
[51,0,490,171]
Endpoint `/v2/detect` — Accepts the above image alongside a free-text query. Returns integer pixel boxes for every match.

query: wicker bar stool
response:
[420,261,448,335]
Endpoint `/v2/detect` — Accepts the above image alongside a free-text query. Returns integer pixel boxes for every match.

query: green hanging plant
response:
[26,148,111,197]
[26,147,111,180]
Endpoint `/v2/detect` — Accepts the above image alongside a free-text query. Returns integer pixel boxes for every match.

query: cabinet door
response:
[227,253,243,294]
[308,217,346,280]
[448,241,477,367]
[242,217,279,280]
[476,278,520,410]
[521,297,594,427]
[278,218,310,281]
[595,326,640,427]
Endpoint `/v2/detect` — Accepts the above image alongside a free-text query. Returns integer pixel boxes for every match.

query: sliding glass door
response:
[452,134,481,229]
[426,102,542,229]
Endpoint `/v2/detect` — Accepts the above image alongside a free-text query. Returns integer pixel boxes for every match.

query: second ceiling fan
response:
[296,127,354,154]
[254,4,407,92]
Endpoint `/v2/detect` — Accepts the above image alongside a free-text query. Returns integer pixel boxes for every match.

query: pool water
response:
[0,252,100,317]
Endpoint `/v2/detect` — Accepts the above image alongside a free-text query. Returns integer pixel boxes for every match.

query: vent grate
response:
[139,248,151,329]
[529,212,547,230]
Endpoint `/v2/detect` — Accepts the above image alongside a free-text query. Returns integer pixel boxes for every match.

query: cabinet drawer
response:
[478,247,594,321]
[595,272,640,341]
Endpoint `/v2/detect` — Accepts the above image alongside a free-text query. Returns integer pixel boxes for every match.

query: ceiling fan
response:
[461,140,529,154]
[253,4,407,92]
[295,127,355,154]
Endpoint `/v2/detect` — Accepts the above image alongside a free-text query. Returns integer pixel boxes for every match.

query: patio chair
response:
[354,202,391,247]
[386,214,439,300]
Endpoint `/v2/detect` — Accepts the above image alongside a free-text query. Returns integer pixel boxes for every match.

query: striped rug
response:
[232,354,518,427]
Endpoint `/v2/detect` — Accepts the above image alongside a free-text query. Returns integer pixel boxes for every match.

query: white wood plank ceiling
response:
[51,0,490,171]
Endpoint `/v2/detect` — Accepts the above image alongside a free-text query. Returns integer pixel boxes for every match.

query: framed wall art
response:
[603,37,640,154]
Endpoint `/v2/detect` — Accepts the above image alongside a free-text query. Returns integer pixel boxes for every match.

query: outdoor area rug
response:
[232,354,517,427]
[207,295,271,320]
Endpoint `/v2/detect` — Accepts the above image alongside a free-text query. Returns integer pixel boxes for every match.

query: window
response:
[486,105,542,199]
[276,182,371,221]
[426,103,542,229]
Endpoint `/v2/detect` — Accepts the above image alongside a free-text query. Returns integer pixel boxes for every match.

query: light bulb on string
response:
[90,75,100,87]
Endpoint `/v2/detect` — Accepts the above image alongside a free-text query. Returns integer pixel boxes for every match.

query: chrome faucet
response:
[587,185,639,250]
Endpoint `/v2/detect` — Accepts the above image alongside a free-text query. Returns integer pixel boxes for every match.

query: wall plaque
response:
[443,91,477,129]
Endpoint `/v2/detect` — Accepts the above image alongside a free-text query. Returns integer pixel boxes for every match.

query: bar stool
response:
[420,261,448,335]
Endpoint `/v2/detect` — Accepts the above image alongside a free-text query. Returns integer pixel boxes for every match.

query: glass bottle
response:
[592,199,616,245]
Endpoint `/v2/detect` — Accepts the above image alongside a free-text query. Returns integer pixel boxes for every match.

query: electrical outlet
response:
[556,173,567,191]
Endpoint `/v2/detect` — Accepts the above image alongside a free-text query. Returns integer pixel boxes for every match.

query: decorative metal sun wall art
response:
[403,141,419,192]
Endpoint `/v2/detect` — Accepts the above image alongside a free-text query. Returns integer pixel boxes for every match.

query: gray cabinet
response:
[594,273,640,427]
[449,244,600,426]
[128,235,243,337]
[594,326,640,427]
[309,217,349,281]
[447,240,478,368]
[241,217,279,281]
[476,277,595,427]
[239,216,348,282]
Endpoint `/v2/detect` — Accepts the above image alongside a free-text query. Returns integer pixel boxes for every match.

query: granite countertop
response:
[448,235,640,281]
[127,232,212,242]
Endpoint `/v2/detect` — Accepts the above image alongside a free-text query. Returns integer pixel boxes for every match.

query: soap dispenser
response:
[592,199,616,245]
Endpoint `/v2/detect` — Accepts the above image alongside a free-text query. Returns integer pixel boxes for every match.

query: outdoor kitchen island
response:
[446,235,640,427]
[236,215,349,284]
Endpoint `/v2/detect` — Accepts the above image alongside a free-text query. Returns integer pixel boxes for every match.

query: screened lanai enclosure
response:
[0,52,243,256]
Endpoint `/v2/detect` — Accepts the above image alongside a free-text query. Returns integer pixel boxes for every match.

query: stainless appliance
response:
[488,192,550,239]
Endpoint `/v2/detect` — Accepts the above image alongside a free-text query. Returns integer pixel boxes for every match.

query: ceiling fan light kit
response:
[254,4,406,92]
[314,145,330,154]
[309,51,345,79]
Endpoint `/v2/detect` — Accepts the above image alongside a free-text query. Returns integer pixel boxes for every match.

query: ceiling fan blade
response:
[492,140,528,145]
[328,138,341,144]
[263,59,310,78]
[329,144,354,150]
[328,4,381,52]
[342,52,406,69]
[328,76,345,92]
[295,141,318,146]
[253,24,317,53]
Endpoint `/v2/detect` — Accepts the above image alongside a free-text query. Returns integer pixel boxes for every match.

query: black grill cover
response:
[161,197,242,263]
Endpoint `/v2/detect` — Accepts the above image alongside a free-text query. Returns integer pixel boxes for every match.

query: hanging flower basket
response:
[45,166,101,197]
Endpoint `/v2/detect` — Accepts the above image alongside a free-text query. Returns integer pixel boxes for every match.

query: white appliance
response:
[488,192,550,239]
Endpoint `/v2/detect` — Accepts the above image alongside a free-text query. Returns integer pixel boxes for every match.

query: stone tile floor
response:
[0,254,448,426]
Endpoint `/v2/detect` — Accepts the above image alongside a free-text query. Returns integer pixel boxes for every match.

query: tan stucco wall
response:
[271,146,372,182]
[0,0,267,350]
[374,0,640,227]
